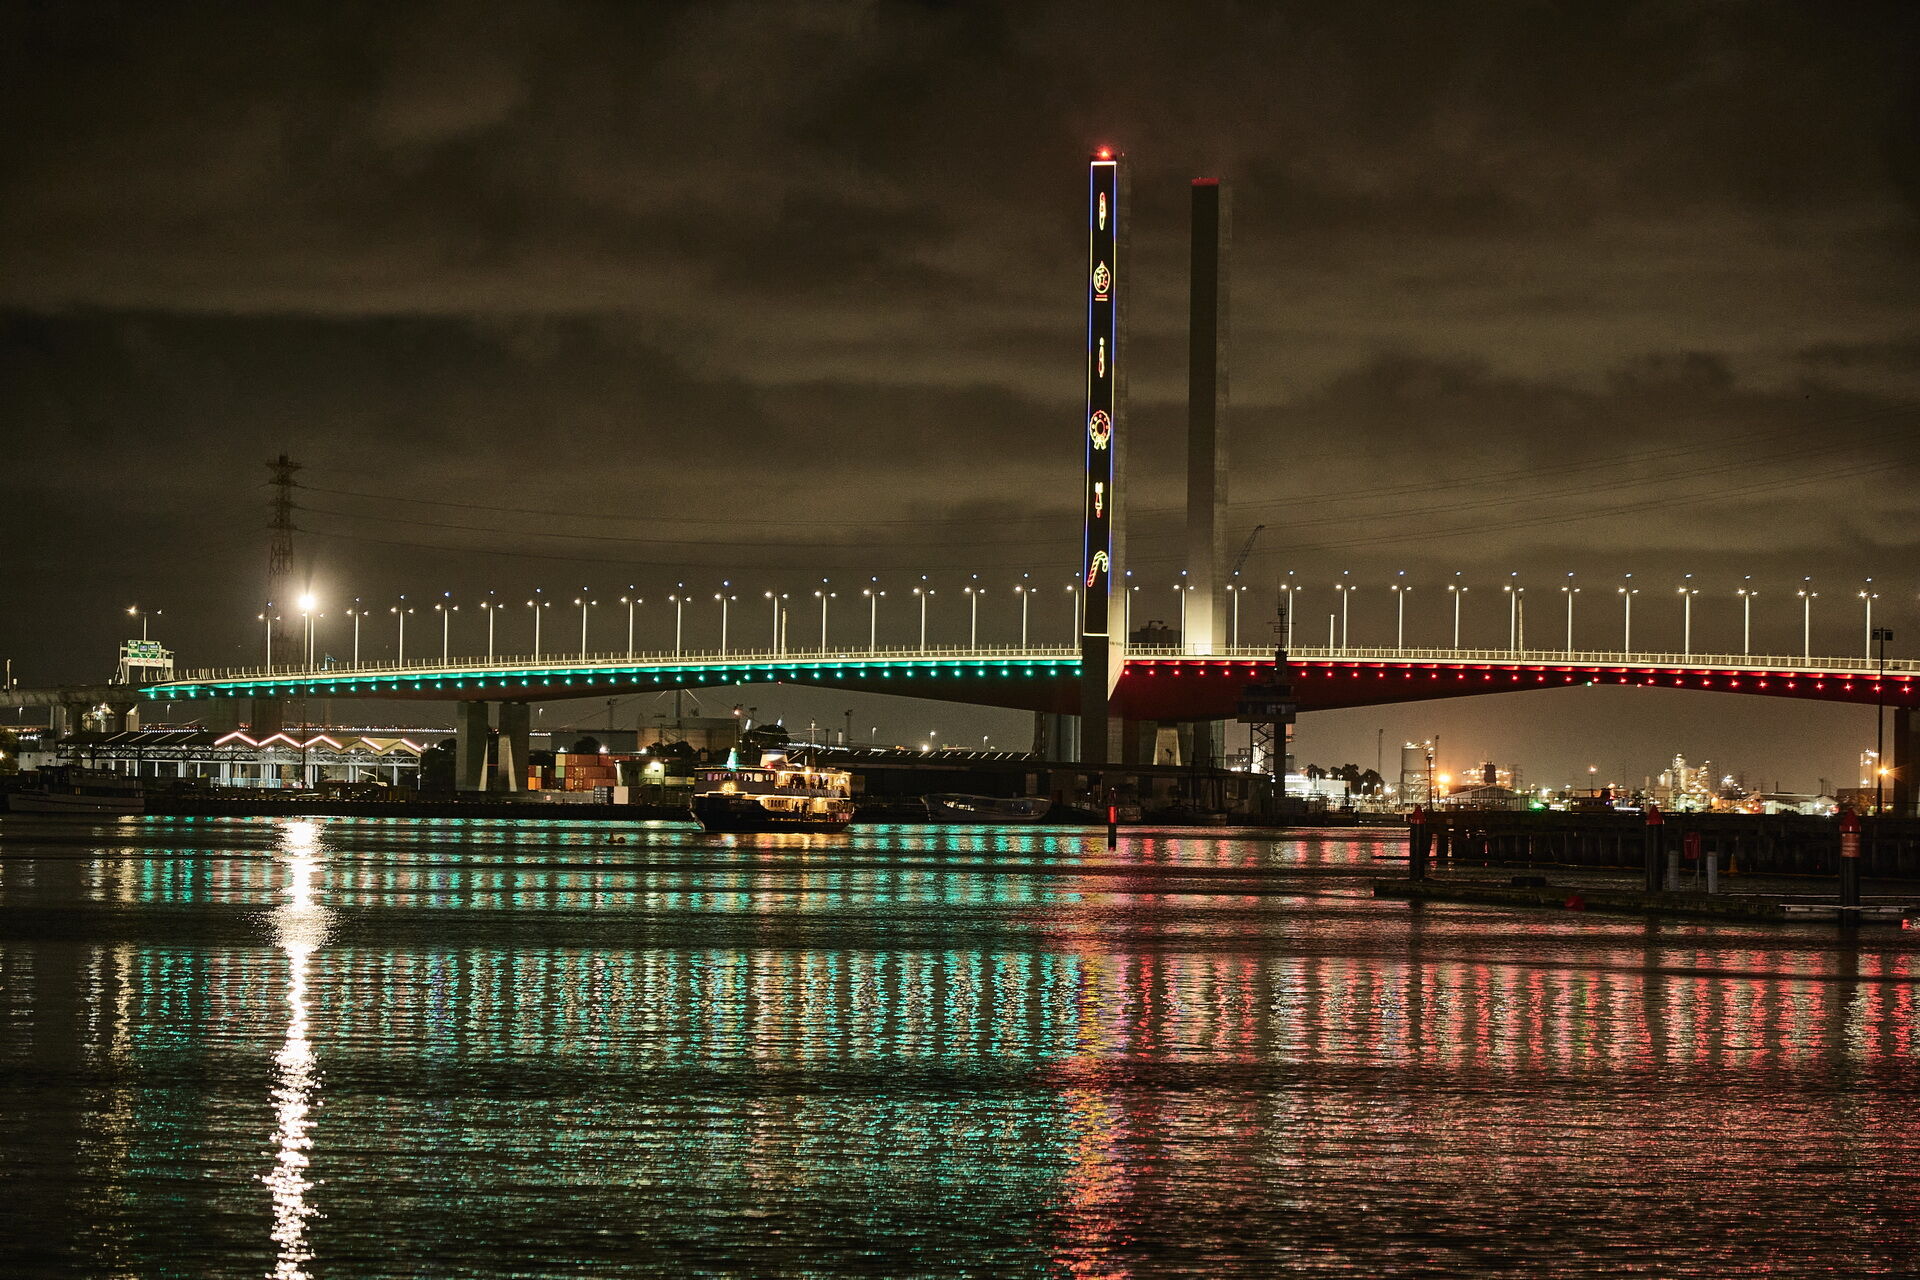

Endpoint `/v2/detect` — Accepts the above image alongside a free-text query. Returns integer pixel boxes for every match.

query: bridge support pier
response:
[455,702,491,793]
[1892,706,1918,818]
[497,702,531,793]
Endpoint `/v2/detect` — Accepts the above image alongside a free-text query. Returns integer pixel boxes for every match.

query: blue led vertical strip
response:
[1079,150,1122,765]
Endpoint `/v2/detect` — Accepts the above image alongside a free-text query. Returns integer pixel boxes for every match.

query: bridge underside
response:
[146,655,1920,715]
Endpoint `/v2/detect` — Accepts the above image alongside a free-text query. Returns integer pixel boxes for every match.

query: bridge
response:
[134,641,1920,806]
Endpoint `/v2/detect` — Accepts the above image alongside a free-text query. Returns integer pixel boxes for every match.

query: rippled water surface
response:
[1,815,1916,1277]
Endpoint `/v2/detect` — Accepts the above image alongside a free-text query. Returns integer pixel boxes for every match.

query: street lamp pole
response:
[1016,584,1030,648]
[915,585,933,650]
[348,602,363,667]
[1737,581,1755,657]
[1503,579,1524,653]
[1798,581,1816,659]
[863,581,883,652]
[621,593,640,658]
[670,586,686,657]
[814,588,834,652]
[1678,575,1697,656]
[1561,576,1579,655]
[527,596,545,659]
[436,600,457,664]
[1448,582,1467,650]
[574,595,594,659]
[1860,582,1878,659]
[1390,579,1409,650]
[1619,578,1637,653]
[393,600,411,663]
[964,579,983,649]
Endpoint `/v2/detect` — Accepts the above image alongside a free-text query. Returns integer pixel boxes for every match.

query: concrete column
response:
[455,701,491,793]
[50,703,80,737]
[1184,178,1229,655]
[1892,705,1918,818]
[1153,724,1183,766]
[249,697,284,735]
[497,701,531,793]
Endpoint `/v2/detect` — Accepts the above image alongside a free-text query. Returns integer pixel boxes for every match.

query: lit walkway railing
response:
[162,642,1919,687]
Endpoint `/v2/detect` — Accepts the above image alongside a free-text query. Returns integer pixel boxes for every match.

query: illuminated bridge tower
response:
[1079,149,1126,766]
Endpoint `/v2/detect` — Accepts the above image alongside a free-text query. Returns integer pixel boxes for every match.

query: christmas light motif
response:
[1082,152,1120,644]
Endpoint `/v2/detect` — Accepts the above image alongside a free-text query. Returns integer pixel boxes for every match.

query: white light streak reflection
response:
[263,819,332,1280]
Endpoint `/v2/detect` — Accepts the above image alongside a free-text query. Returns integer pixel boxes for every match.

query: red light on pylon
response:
[1094,146,1113,160]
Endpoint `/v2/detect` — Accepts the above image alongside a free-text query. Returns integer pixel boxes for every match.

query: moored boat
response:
[691,752,855,833]
[8,767,146,816]
[924,793,1051,824]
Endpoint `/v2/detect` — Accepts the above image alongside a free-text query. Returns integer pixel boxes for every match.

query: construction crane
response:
[1228,524,1265,581]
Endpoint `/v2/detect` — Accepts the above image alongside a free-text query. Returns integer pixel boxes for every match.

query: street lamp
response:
[718,586,741,654]
[620,591,642,657]
[126,604,162,641]
[573,594,595,659]
[391,598,413,663]
[1334,573,1355,650]
[258,610,278,667]
[814,585,835,652]
[1797,579,1817,659]
[298,592,319,668]
[1503,577,1525,653]
[668,583,687,657]
[1389,573,1410,650]
[1124,572,1138,639]
[1279,573,1300,650]
[346,598,365,667]
[1860,581,1879,659]
[964,582,986,648]
[758,590,781,655]
[1064,581,1077,645]
[1446,576,1468,650]
[1560,574,1579,655]
[1618,577,1638,653]
[525,592,548,659]
[863,580,884,652]
[434,596,457,664]
[1176,570,1191,647]
[913,582,934,650]
[1014,579,1031,648]
[1677,575,1697,657]
[1736,579,1756,657]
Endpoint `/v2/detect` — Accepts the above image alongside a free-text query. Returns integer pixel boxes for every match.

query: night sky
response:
[4,2,1916,788]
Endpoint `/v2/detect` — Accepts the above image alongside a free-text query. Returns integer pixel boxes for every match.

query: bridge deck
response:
[135,644,1920,715]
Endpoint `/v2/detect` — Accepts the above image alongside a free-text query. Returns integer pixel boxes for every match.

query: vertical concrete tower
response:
[1184,179,1229,655]
[1079,149,1126,765]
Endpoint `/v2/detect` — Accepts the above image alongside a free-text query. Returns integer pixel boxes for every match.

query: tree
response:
[569,735,602,755]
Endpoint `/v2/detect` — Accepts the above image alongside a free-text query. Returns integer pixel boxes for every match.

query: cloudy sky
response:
[3,1,1915,784]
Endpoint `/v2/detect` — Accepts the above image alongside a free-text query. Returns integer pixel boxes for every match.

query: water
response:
[1,815,1915,1278]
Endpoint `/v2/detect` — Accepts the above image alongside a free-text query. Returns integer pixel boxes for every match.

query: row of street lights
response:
[256,572,1901,667]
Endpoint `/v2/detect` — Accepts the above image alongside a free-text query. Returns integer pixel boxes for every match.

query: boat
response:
[691,752,855,833]
[924,794,1051,824]
[8,767,146,816]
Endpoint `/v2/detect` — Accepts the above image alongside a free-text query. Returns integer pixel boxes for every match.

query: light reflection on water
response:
[0,815,1915,1277]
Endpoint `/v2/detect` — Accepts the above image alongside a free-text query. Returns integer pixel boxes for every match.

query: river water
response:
[0,815,1914,1277]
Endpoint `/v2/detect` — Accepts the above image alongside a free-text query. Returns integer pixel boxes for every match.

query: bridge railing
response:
[158,642,1918,686]
[165,644,1085,684]
[1124,644,1920,674]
